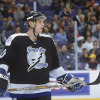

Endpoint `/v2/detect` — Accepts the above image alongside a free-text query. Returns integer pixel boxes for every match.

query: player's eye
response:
[37,20,43,23]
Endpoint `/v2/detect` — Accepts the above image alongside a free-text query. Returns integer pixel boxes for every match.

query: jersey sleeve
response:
[49,38,67,78]
[0,35,17,73]
[50,38,60,70]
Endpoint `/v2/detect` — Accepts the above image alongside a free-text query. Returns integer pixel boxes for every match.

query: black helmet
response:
[25,11,47,26]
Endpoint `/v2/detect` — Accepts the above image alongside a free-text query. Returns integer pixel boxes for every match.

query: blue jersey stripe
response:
[10,91,51,98]
[0,68,6,75]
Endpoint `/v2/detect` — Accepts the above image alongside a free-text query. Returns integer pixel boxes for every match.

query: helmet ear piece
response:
[33,21,36,24]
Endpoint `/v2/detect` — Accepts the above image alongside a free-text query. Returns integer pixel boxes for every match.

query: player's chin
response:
[39,29,43,33]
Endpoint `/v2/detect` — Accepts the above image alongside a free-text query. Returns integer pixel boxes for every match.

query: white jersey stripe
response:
[6,33,28,46]
[50,67,67,78]
[39,34,51,38]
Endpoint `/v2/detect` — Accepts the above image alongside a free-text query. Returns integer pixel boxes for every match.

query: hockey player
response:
[0,11,84,100]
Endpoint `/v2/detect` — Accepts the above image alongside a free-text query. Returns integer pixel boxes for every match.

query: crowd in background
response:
[0,0,100,70]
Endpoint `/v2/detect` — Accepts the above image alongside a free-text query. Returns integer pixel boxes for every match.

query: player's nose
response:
[41,22,44,27]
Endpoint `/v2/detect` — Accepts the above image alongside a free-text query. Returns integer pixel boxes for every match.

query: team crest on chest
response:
[27,46,48,72]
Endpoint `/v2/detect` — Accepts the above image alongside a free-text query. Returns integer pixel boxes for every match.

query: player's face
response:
[36,18,45,33]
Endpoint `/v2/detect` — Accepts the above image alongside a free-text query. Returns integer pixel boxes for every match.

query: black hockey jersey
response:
[0,33,60,85]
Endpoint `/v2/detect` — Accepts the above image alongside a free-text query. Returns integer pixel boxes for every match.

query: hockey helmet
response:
[25,11,47,26]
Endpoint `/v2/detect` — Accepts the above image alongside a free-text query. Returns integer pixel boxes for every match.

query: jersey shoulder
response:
[39,34,52,38]
[5,33,27,46]
[39,34,53,43]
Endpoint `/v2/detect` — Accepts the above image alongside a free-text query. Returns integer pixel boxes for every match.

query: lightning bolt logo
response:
[27,47,48,72]
[27,52,43,72]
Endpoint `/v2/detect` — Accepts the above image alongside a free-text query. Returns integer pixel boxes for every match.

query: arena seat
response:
[5,31,14,38]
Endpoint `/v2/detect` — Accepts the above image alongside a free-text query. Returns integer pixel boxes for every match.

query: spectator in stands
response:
[88,41,99,56]
[66,7,73,18]
[43,26,53,39]
[0,1,6,16]
[78,14,86,34]
[86,15,97,34]
[79,48,89,64]
[83,24,93,37]
[3,16,15,31]
[78,48,89,70]
[67,43,75,70]
[50,0,60,14]
[93,24,100,39]
[85,11,92,22]
[93,3,99,12]
[52,14,59,32]
[58,44,74,70]
[3,1,16,18]
[2,0,11,10]
[47,22,55,36]
[54,27,68,47]
[85,53,99,70]
[87,15,97,25]
[68,43,75,54]
[50,0,65,14]
[24,6,31,16]
[10,1,16,13]
[83,2,90,15]
[73,9,82,25]
[88,0,96,7]
[67,21,78,43]
[96,5,100,20]
[59,7,72,19]
[15,26,21,34]
[64,0,75,9]
[64,11,72,27]
[59,20,68,32]
[3,7,14,18]
[83,36,94,51]
[54,41,60,53]
[58,44,69,69]
[15,20,21,28]
[14,5,25,21]
[96,49,100,63]
[22,3,30,13]
[84,30,97,43]
[86,24,92,32]
[0,30,6,54]
[88,5,96,16]
[58,7,68,19]
[77,35,84,53]
[59,1,65,13]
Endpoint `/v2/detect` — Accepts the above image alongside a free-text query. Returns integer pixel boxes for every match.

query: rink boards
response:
[0,70,100,100]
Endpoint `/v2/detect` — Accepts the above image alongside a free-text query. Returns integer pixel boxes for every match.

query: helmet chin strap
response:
[32,27,39,38]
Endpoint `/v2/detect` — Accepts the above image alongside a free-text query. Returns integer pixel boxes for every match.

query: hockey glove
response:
[0,68,9,97]
[57,73,84,92]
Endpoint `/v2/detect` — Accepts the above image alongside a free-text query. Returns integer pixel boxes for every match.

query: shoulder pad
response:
[5,33,27,46]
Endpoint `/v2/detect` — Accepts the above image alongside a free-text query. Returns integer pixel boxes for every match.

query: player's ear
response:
[29,21,35,28]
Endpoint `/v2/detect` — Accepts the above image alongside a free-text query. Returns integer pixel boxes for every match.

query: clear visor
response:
[36,15,48,26]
